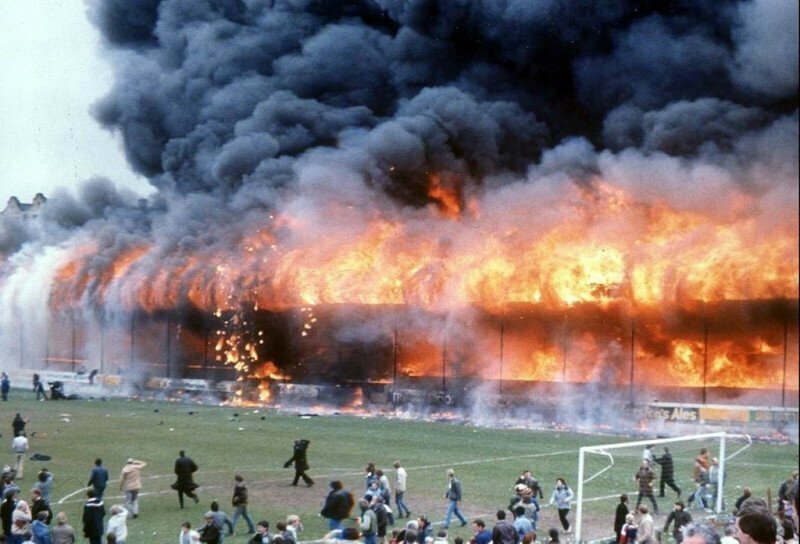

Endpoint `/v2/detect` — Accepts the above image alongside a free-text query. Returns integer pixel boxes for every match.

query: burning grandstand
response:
[0,1,797,423]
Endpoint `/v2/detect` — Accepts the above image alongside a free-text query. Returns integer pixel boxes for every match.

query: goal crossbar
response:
[575,432,752,542]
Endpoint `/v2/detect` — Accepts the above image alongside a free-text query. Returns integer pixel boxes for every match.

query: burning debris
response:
[0,1,797,417]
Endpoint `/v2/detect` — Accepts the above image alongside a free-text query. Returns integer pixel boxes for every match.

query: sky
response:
[0,0,152,205]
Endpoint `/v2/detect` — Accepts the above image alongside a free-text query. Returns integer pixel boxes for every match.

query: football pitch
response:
[3,394,797,543]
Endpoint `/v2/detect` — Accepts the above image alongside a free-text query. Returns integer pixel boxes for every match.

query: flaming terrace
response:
[1,0,798,437]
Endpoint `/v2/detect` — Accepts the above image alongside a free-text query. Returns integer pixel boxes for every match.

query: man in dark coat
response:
[173,450,200,508]
[320,480,355,529]
[491,510,519,544]
[634,460,660,514]
[82,488,106,544]
[284,439,313,486]
[655,446,681,498]
[1,488,17,537]
[199,511,222,544]
[614,494,629,544]
[662,501,692,543]
[87,458,109,500]
[30,487,52,525]
[12,413,27,437]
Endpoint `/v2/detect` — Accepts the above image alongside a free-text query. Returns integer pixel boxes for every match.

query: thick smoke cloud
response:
[83,0,798,202]
[0,0,797,414]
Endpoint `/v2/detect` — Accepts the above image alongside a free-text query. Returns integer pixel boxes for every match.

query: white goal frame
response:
[574,432,752,542]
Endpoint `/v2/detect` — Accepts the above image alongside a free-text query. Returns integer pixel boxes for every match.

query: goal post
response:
[574,432,752,542]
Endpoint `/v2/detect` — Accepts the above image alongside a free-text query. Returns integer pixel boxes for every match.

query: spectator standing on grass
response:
[32,374,46,401]
[179,521,201,544]
[1,487,18,537]
[620,513,637,544]
[209,501,233,543]
[12,432,28,480]
[284,515,303,543]
[173,451,200,508]
[512,506,533,539]
[370,495,390,541]
[636,505,656,544]
[491,510,518,544]
[394,461,411,519]
[688,448,710,510]
[1,372,9,401]
[12,414,27,438]
[33,469,53,504]
[50,511,76,544]
[655,447,681,498]
[248,520,271,544]
[778,471,798,503]
[358,497,378,544]
[444,469,467,529]
[548,478,574,534]
[516,471,544,505]
[545,528,559,544]
[87,460,109,502]
[231,475,256,536]
[118,459,145,519]
[509,487,538,531]
[30,489,51,526]
[634,460,659,514]
[515,471,543,526]
[415,516,432,544]
[365,463,378,491]
[321,480,355,530]
[614,494,629,544]
[11,499,33,544]
[642,445,655,467]
[663,501,692,544]
[275,521,291,544]
[30,510,51,544]
[377,470,392,507]
[471,519,492,544]
[81,489,105,544]
[199,512,221,544]
[105,505,128,544]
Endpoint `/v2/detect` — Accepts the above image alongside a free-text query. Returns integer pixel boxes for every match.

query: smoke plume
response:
[0,0,797,413]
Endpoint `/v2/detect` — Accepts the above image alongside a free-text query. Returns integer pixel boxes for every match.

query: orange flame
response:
[36,173,798,391]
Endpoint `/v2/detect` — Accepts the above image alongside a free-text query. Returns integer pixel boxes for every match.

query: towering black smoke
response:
[0,0,797,401]
[85,0,796,201]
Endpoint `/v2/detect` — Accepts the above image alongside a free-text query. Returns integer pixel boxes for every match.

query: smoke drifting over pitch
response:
[0,1,798,419]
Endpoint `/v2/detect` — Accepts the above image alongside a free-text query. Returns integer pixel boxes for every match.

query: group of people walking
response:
[4,405,798,544]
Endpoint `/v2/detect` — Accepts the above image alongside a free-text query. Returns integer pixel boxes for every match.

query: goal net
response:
[574,432,753,543]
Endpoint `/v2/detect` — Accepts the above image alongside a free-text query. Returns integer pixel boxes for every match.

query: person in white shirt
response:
[12,432,28,479]
[642,445,655,467]
[394,461,411,519]
[106,504,129,544]
[179,521,201,544]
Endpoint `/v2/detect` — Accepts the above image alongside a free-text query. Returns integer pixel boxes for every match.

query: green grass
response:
[3,393,797,543]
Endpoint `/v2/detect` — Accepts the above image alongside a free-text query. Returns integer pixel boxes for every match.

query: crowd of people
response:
[2,404,798,544]
[613,445,799,544]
